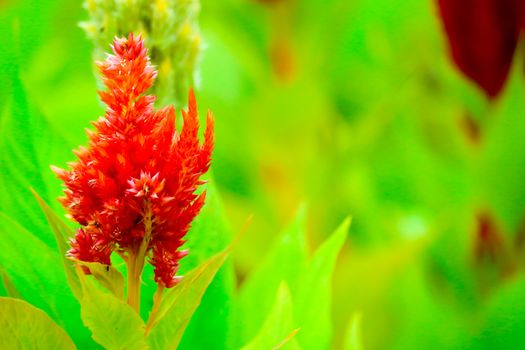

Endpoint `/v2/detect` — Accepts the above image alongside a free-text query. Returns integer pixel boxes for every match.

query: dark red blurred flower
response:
[53,33,214,288]
[437,0,525,98]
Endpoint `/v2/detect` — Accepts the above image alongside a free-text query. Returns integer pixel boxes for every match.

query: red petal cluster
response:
[437,0,525,98]
[53,33,214,288]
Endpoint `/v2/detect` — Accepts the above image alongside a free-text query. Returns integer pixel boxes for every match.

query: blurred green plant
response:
[81,0,201,106]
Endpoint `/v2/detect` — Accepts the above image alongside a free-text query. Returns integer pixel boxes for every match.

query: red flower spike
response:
[53,33,214,288]
[437,0,524,98]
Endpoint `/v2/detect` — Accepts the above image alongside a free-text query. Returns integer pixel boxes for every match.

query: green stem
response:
[126,201,153,313]
[126,251,140,312]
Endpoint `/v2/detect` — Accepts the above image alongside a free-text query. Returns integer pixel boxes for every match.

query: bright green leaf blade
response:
[0,297,76,350]
[33,191,82,299]
[78,270,148,350]
[294,218,350,350]
[147,248,230,350]
[343,313,364,350]
[242,282,302,350]
[237,207,309,345]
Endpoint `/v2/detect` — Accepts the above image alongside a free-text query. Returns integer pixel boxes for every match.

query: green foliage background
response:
[1,0,525,349]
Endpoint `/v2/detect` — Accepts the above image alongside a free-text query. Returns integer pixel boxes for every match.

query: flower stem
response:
[126,251,141,312]
[126,201,153,313]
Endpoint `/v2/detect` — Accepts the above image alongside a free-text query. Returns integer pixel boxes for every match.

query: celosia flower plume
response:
[53,33,213,288]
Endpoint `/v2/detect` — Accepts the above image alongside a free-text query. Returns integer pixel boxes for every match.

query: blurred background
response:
[2,0,525,349]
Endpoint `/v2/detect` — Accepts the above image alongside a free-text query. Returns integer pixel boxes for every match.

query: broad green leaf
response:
[78,270,148,350]
[33,191,81,299]
[0,270,21,299]
[76,261,125,300]
[343,313,364,350]
[0,297,76,350]
[294,218,350,350]
[237,207,309,345]
[242,282,301,350]
[0,23,71,246]
[0,71,51,245]
[0,2,86,248]
[146,248,230,350]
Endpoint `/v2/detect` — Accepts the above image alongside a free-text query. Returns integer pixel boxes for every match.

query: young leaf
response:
[237,207,309,345]
[241,282,302,350]
[76,261,125,300]
[343,313,364,350]
[33,191,82,299]
[293,218,350,349]
[77,269,148,350]
[0,297,76,350]
[146,248,230,350]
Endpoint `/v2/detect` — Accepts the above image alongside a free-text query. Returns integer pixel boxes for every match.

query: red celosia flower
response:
[437,0,525,98]
[53,33,214,288]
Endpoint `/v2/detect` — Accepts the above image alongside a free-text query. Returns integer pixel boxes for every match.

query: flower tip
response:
[188,88,197,111]
[206,110,215,129]
[203,110,215,154]
[51,165,67,179]
[50,164,61,173]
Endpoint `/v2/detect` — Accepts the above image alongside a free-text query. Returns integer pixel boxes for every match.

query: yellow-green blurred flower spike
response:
[80,0,201,106]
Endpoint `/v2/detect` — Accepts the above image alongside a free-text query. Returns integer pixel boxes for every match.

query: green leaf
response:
[146,248,230,350]
[33,191,82,299]
[0,72,52,245]
[343,313,364,350]
[166,181,236,350]
[241,282,301,350]
[0,212,92,347]
[0,213,67,316]
[294,218,350,350]
[76,261,125,300]
[0,297,76,350]
[0,270,21,299]
[78,270,148,350]
[136,183,235,348]
[236,207,309,345]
